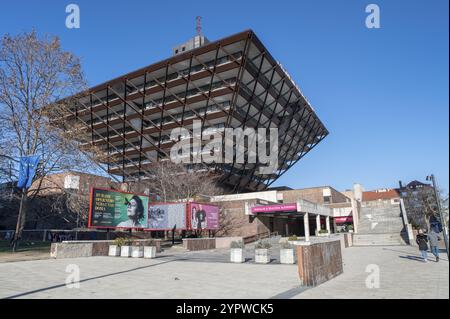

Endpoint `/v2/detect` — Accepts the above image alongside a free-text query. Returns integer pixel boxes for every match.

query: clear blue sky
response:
[1,0,448,192]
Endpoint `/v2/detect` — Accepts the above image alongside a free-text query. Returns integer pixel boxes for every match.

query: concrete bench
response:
[50,239,162,259]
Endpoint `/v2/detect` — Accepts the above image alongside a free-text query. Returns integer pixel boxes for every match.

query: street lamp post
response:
[427,174,449,258]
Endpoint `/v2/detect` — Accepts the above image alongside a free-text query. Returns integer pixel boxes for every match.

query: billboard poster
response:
[189,203,220,230]
[89,188,149,229]
[148,203,187,230]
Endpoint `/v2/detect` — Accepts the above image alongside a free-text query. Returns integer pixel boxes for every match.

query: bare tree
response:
[212,206,248,238]
[401,186,445,230]
[138,161,224,202]
[0,31,104,250]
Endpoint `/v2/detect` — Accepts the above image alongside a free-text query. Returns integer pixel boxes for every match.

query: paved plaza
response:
[0,245,448,299]
[297,246,449,299]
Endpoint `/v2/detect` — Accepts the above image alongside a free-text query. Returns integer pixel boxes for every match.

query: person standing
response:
[427,230,442,262]
[416,229,429,262]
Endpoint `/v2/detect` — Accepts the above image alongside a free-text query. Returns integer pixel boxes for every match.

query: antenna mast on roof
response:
[196,16,202,36]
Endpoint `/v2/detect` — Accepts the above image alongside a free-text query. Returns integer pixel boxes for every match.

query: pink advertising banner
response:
[189,203,220,230]
[334,216,353,224]
[251,203,298,214]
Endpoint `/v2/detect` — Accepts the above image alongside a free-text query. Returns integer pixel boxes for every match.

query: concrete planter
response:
[144,246,156,259]
[288,240,303,245]
[108,245,121,257]
[255,249,270,264]
[230,248,244,263]
[280,249,295,264]
[120,246,132,257]
[317,233,329,237]
[131,246,144,258]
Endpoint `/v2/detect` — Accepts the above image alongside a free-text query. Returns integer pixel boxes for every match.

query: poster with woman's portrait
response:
[189,203,219,230]
[89,188,149,229]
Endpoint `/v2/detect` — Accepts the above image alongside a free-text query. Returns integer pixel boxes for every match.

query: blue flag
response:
[17,155,40,189]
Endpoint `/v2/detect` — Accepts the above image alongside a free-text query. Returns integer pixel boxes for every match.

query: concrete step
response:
[358,221,404,228]
[358,204,405,235]
[353,233,407,246]
[360,213,402,218]
[360,215,402,220]
[358,221,404,232]
[358,219,404,226]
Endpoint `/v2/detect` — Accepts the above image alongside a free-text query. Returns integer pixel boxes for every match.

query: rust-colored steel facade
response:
[64,30,328,192]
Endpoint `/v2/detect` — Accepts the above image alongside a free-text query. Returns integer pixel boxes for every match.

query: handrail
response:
[242,231,279,244]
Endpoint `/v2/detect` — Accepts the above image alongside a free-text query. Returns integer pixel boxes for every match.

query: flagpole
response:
[12,154,39,252]
[12,189,26,252]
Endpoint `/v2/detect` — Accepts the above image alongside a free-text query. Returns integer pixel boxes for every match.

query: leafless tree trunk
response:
[0,31,103,251]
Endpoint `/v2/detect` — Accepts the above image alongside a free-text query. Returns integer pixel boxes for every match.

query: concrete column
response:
[350,198,358,233]
[326,216,331,234]
[304,213,310,242]
[399,198,413,244]
[316,214,321,236]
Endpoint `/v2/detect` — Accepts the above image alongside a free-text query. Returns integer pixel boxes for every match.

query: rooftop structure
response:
[58,30,328,192]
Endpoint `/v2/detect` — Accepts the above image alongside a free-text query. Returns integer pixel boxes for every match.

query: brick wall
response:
[296,240,343,286]
[282,189,325,204]
[215,200,263,238]
[281,187,350,205]
[182,238,216,250]
[28,172,117,196]
[329,188,351,204]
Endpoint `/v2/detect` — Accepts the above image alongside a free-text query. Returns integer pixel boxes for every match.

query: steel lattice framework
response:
[61,30,328,192]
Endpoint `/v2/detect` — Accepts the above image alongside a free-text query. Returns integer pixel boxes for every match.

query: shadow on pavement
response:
[399,255,427,262]
[383,247,448,262]
[3,259,175,299]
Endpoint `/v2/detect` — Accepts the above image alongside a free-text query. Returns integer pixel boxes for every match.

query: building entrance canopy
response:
[248,199,332,241]
[334,216,353,224]
[249,199,332,217]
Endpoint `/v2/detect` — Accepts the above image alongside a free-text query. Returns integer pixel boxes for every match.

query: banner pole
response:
[12,189,26,252]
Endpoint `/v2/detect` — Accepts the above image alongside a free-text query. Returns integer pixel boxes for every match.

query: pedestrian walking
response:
[427,230,442,262]
[416,229,429,262]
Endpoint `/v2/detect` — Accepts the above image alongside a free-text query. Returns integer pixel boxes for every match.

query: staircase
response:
[354,203,408,246]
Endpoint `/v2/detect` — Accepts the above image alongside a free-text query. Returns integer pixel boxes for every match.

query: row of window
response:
[95,101,230,147]
[246,58,291,107]
[143,77,236,108]
[159,122,227,143]
[84,52,242,110]
[151,100,231,127]
[85,76,234,126]
[108,122,228,164]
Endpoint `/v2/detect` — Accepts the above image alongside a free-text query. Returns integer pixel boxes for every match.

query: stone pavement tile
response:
[1,245,448,299]
[293,246,449,299]
[0,256,299,299]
